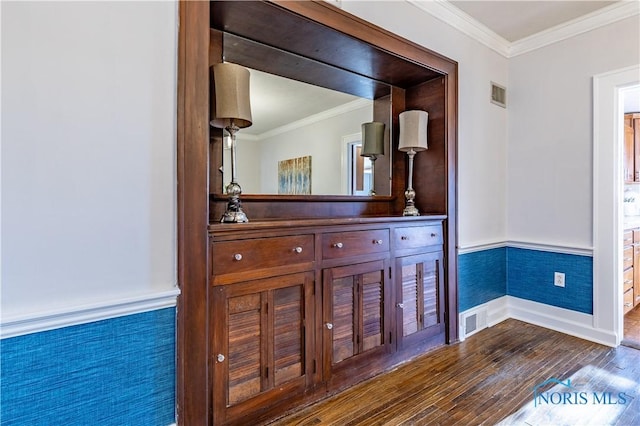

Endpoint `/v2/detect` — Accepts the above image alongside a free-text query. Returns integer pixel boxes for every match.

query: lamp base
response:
[402,188,420,216]
[221,208,249,223]
[220,182,249,223]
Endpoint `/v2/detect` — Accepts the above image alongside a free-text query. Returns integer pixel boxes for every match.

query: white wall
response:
[342,0,509,249]
[257,106,371,195]
[507,16,640,248]
[1,2,178,319]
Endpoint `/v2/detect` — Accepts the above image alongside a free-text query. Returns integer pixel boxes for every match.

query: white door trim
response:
[593,65,640,345]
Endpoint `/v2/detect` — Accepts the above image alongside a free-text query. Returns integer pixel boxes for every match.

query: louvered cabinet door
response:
[396,251,445,349]
[323,259,390,381]
[211,272,314,425]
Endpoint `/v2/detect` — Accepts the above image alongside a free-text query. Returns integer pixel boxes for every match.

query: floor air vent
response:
[462,308,488,339]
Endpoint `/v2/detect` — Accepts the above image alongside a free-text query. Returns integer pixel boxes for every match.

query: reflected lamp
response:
[361,122,385,196]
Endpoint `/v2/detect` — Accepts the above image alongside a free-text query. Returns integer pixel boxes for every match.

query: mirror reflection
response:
[221,68,390,196]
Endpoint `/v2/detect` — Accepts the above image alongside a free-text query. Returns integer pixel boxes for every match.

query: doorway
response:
[593,65,640,347]
[621,85,640,348]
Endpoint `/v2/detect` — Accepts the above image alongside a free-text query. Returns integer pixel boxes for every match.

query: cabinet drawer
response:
[322,229,389,260]
[624,246,634,269]
[624,230,634,246]
[624,288,634,314]
[212,235,314,275]
[624,267,634,292]
[393,225,442,250]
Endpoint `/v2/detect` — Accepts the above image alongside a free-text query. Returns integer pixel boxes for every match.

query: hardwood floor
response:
[624,306,640,344]
[269,319,640,425]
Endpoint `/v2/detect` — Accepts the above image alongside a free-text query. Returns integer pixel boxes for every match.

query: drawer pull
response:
[373,239,383,245]
[401,236,409,240]
[216,354,225,363]
[431,233,437,238]
[293,246,303,254]
[625,302,633,308]
[625,257,633,262]
[325,322,333,330]
[397,303,405,309]
[333,242,343,249]
[233,253,243,261]
[625,280,633,284]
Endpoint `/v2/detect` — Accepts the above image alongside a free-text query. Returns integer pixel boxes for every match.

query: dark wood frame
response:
[177,1,458,424]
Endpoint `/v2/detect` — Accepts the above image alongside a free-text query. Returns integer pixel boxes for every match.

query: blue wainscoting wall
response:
[507,247,593,314]
[0,307,175,426]
[458,246,593,314]
[458,247,507,312]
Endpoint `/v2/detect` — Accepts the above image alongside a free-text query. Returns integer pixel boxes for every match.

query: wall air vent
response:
[491,82,506,108]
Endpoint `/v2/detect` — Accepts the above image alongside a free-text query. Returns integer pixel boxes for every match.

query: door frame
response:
[593,64,640,345]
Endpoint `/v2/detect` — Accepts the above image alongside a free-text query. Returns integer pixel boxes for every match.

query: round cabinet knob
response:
[431,233,438,238]
[397,303,405,309]
[373,239,383,245]
[401,236,409,240]
[294,246,303,254]
[233,253,243,261]
[325,323,333,330]
[216,354,225,363]
[333,242,343,249]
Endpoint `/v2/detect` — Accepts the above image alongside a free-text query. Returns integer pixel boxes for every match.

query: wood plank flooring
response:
[624,305,640,343]
[269,319,640,425]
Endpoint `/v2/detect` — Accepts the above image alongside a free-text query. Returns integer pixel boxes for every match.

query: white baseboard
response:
[459,296,509,341]
[506,296,617,347]
[459,296,617,347]
[1,288,181,339]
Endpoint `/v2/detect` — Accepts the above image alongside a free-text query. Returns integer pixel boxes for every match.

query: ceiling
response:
[243,0,638,135]
[448,1,618,42]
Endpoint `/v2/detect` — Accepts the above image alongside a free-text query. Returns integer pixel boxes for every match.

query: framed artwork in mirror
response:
[278,156,312,195]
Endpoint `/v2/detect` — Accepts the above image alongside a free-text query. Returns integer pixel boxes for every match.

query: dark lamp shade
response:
[361,122,385,156]
[211,62,253,129]
[398,110,428,152]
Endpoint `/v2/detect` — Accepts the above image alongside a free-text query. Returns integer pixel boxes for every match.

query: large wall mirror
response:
[209,0,444,207]
[222,66,391,196]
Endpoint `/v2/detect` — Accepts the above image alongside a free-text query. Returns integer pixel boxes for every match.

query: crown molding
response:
[409,0,640,59]
[242,98,371,141]
[510,1,640,57]
[409,0,511,57]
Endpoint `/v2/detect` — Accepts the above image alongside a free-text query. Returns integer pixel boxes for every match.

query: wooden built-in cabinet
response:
[623,228,640,315]
[177,1,458,424]
[623,113,640,183]
[209,218,445,424]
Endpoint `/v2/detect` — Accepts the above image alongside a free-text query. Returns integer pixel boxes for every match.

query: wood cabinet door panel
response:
[624,246,634,270]
[323,259,390,379]
[396,251,445,349]
[273,285,304,386]
[331,276,356,364]
[212,272,313,424]
[227,293,263,405]
[625,118,635,181]
[362,271,384,352]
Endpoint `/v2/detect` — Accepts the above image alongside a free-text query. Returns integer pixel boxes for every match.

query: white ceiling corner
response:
[410,0,640,58]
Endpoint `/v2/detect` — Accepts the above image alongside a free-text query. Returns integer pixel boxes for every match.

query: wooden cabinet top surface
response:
[208,215,447,234]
